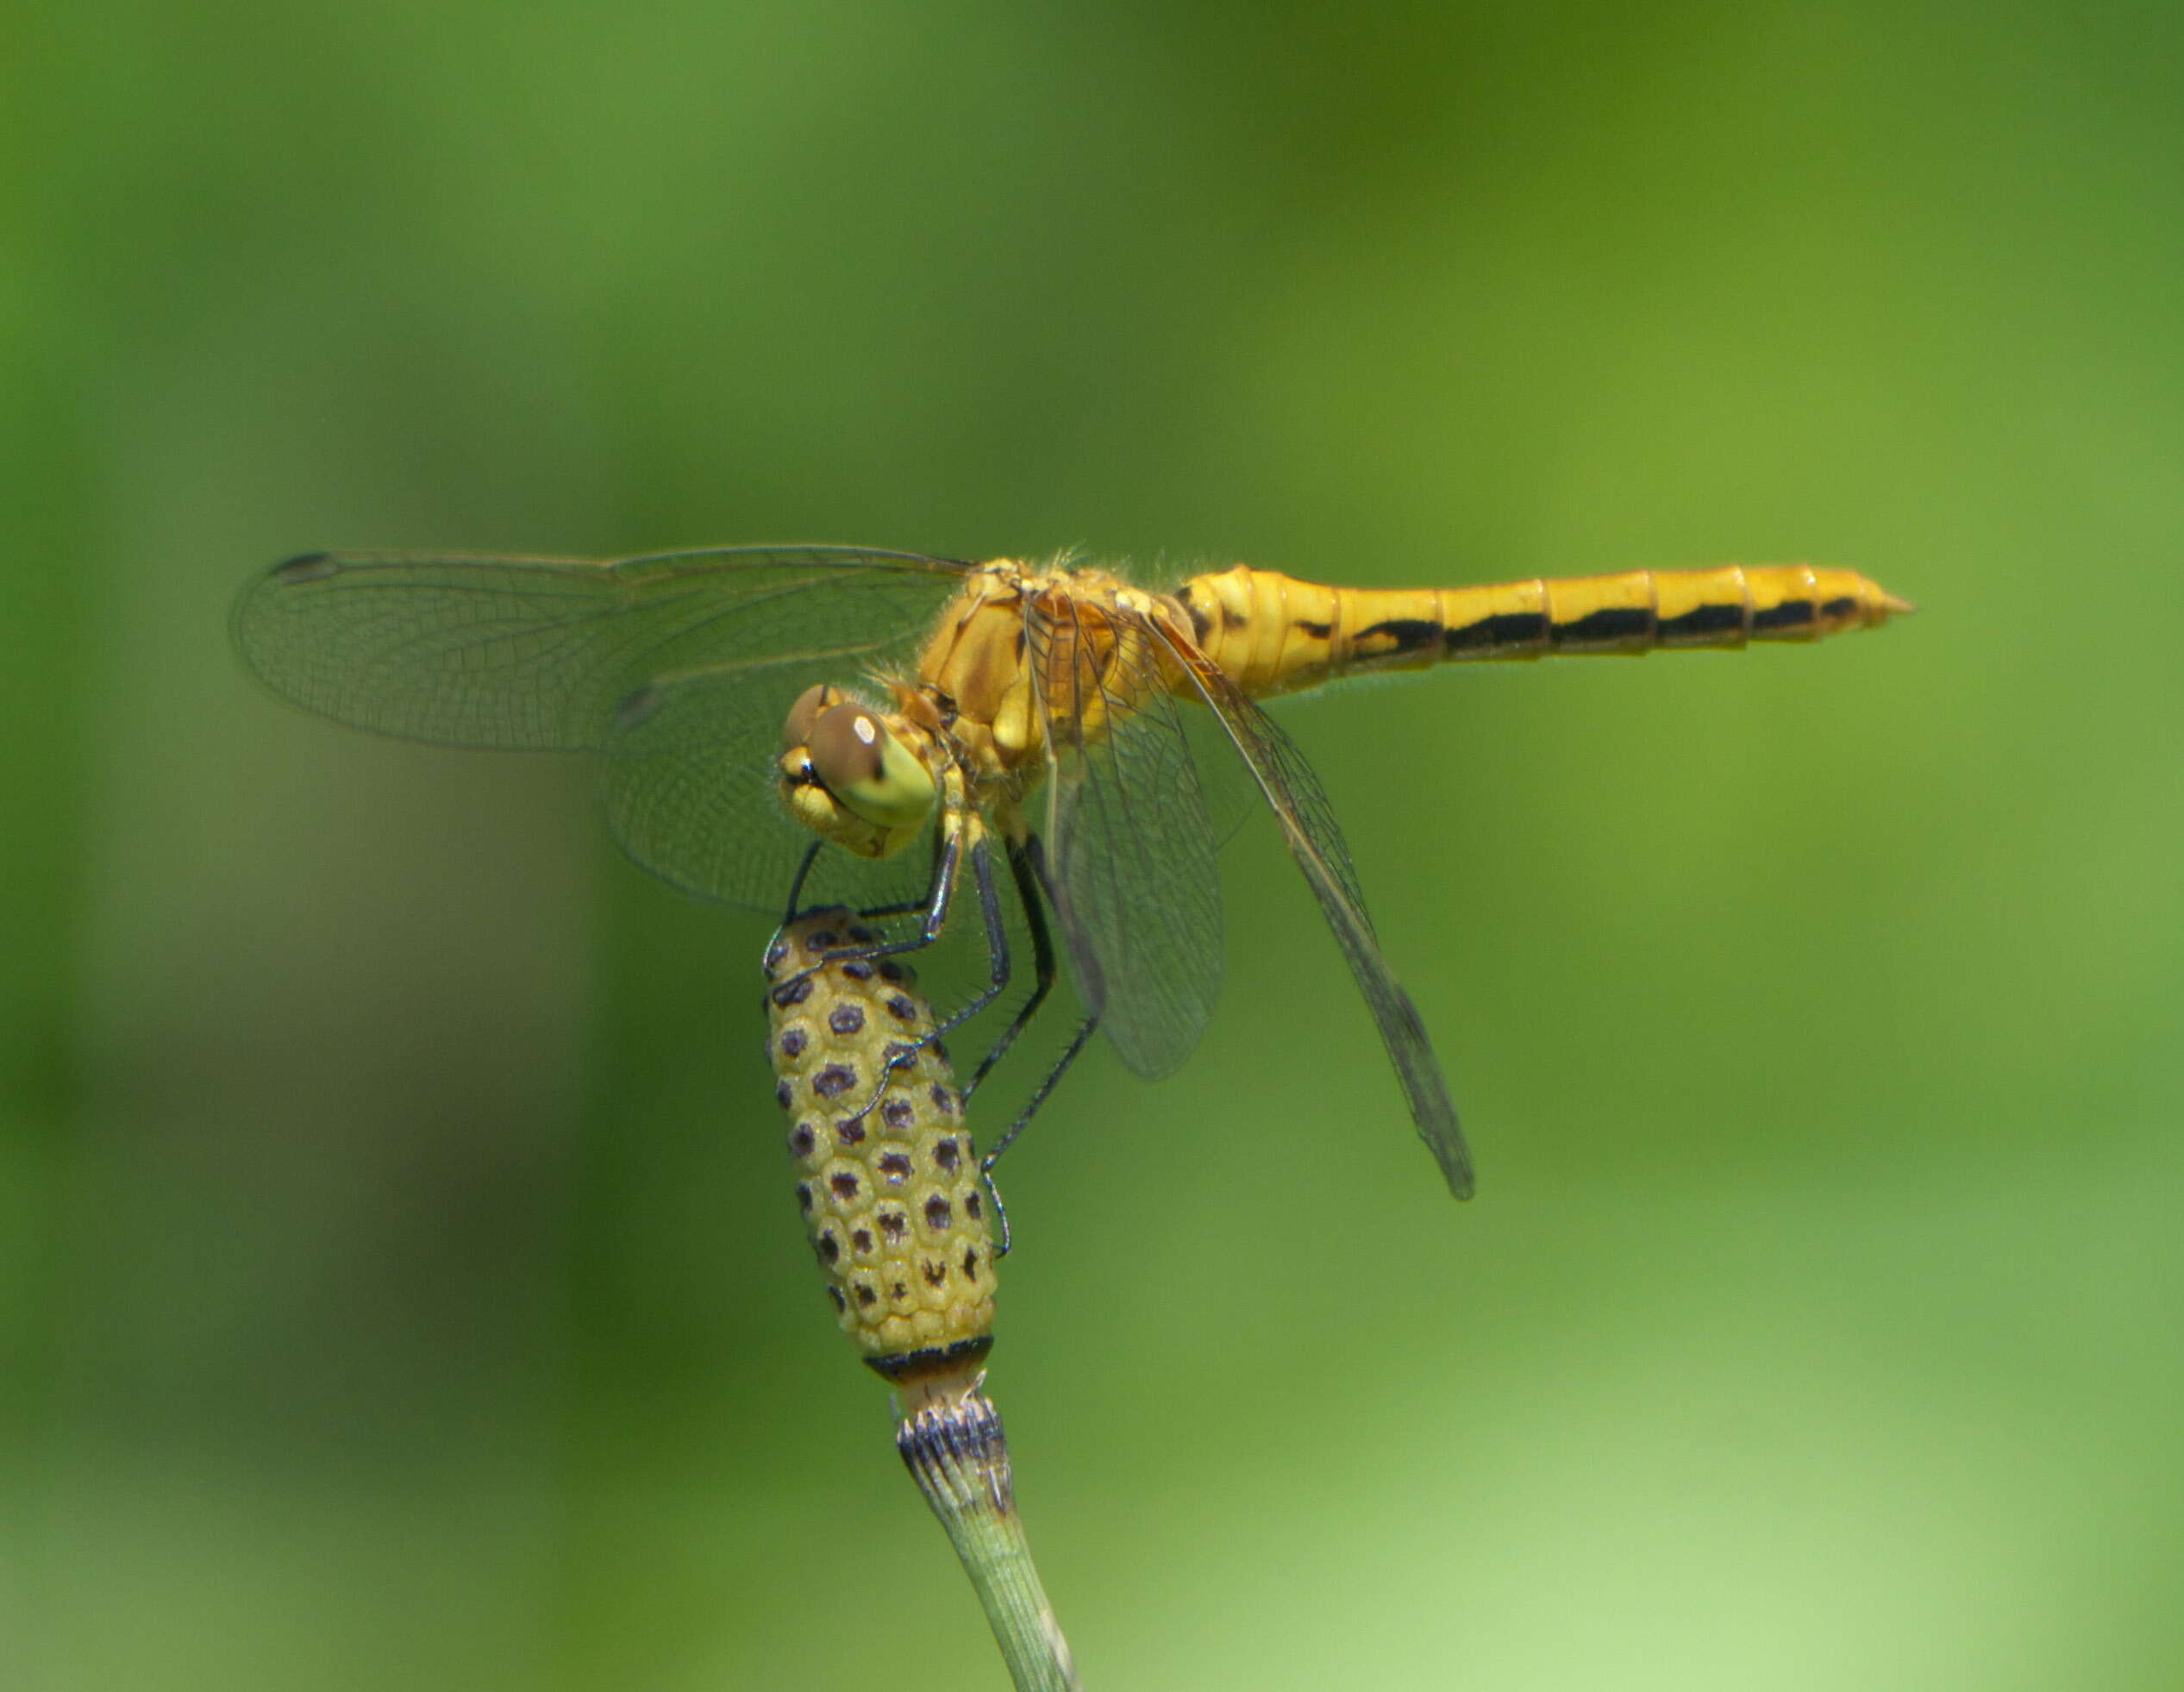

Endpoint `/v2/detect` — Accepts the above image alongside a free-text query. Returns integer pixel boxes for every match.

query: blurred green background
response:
[6,3,2181,1688]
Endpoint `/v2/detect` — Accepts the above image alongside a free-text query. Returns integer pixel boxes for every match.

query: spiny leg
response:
[777,838,825,923]
[978,835,1098,1258]
[767,809,964,1011]
[848,813,952,923]
[838,832,1017,1128]
[964,835,1059,1102]
[836,816,962,963]
[979,1012,1098,1258]
[923,837,1015,1046]
[762,841,829,992]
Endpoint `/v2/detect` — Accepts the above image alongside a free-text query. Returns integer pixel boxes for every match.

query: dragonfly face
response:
[777,683,941,862]
[235,542,1909,1205]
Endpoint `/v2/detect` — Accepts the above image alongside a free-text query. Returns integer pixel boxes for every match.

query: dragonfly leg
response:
[923,837,1014,1043]
[839,835,1017,1128]
[962,837,1057,1102]
[979,1010,1098,1258]
[833,819,961,962]
[778,839,825,922]
[767,816,963,1009]
[975,835,1092,1256]
[850,817,951,922]
[760,842,830,990]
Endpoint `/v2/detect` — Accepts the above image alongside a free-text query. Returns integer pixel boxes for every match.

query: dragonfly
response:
[234,545,1912,1207]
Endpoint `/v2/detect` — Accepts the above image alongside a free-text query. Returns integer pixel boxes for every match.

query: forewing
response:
[232,545,967,749]
[1156,629,1475,1199]
[604,649,939,912]
[1029,597,1223,1080]
[234,545,968,912]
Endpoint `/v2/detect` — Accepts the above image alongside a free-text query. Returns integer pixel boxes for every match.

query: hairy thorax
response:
[904,560,1192,833]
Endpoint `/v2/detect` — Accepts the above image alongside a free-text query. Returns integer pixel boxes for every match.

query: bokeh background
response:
[6,3,2181,1689]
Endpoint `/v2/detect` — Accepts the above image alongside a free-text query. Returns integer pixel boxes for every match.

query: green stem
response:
[898,1391,1082,1692]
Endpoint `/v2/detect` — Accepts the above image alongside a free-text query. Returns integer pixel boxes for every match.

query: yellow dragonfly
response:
[235,547,1911,1206]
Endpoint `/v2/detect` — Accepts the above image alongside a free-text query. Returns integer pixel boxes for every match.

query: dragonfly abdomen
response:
[1175,564,1914,698]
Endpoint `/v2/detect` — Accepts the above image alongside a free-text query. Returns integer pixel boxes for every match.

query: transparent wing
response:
[1155,626,1475,1200]
[1028,596,1223,1080]
[604,651,942,912]
[232,544,968,749]
[233,544,970,911]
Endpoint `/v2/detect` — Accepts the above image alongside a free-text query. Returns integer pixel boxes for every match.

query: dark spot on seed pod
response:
[885,994,917,1023]
[932,1039,949,1064]
[827,1286,847,1313]
[881,1098,915,1132]
[829,1004,866,1035]
[835,1118,866,1146]
[961,1248,979,1281]
[813,1064,856,1099]
[879,1151,912,1182]
[929,1084,954,1115]
[817,1230,841,1264]
[807,928,839,950]
[764,937,788,971]
[965,1190,983,1219]
[933,1138,960,1172]
[924,1194,953,1231]
[830,1172,860,1200]
[788,1124,817,1158]
[775,975,813,1006]
[851,1227,873,1253]
[773,1079,793,1111]
[795,1181,814,1213]
[855,1282,877,1307]
[878,961,904,983]
[841,960,874,981]
[891,1281,910,1301]
[879,1210,908,1241]
[848,924,876,943]
[923,1261,948,1288]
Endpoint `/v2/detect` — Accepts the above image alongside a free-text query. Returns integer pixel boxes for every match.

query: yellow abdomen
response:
[767,911,996,1382]
[1175,563,1915,699]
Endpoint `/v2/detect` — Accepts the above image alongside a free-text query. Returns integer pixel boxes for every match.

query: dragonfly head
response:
[779,685,938,860]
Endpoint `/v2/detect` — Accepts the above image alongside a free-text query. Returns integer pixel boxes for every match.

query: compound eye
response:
[808,702,886,791]
[783,684,845,753]
[807,703,937,829]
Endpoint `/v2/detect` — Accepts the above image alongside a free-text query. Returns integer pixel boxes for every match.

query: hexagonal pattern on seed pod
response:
[766,909,996,1375]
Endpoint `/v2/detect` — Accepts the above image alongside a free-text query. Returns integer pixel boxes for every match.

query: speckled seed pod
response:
[766,909,996,1382]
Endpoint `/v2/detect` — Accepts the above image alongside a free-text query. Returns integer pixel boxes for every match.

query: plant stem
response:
[898,1388,1082,1692]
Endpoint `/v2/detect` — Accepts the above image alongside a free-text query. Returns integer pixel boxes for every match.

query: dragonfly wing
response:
[1029,598,1223,1080]
[232,545,967,749]
[234,545,968,912]
[1184,692,1263,851]
[604,648,940,912]
[1155,627,1475,1200]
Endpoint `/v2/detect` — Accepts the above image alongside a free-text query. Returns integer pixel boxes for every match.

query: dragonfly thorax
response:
[777,683,939,860]
[913,559,1183,793]
[913,564,1048,783]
